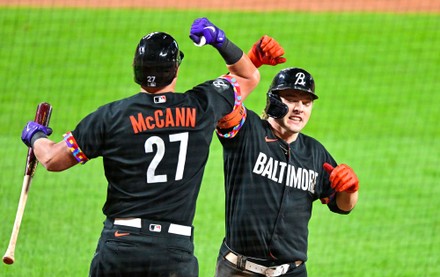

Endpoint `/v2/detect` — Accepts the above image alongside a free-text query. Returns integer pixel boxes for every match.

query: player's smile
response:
[286,115,303,129]
[288,115,302,122]
[286,114,305,131]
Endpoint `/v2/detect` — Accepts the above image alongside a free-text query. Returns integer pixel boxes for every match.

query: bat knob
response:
[194,36,206,47]
[3,255,14,265]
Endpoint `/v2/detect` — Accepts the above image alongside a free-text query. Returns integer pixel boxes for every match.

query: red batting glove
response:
[247,35,287,68]
[323,163,359,193]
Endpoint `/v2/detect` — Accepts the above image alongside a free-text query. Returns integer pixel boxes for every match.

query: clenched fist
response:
[247,35,286,68]
[323,163,359,193]
[189,17,226,49]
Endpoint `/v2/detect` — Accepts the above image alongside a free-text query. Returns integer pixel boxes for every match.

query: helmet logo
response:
[294,72,306,86]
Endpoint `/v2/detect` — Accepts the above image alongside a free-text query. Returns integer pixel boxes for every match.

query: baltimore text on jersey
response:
[253,152,318,193]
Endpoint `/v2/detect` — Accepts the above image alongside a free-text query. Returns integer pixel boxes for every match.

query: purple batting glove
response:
[189,17,226,49]
[21,121,53,147]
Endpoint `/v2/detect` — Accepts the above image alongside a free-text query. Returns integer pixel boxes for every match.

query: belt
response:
[224,251,302,277]
[113,218,192,237]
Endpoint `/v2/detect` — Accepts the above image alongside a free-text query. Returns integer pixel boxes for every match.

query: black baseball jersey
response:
[67,77,237,226]
[218,110,349,263]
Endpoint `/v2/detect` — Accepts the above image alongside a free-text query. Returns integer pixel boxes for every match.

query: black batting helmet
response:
[133,32,184,88]
[265,67,317,119]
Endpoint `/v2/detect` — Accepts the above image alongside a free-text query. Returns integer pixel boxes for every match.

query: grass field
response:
[1,8,439,277]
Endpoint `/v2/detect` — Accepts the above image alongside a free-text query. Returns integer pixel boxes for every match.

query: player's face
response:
[277,90,313,134]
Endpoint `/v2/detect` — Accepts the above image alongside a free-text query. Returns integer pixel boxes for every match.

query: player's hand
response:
[247,35,286,68]
[189,17,226,49]
[21,121,53,147]
[323,163,359,193]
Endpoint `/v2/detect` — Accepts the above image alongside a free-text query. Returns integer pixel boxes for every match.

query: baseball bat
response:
[2,102,53,265]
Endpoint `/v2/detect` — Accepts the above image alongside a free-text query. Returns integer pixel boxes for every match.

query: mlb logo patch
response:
[149,224,162,233]
[154,95,166,104]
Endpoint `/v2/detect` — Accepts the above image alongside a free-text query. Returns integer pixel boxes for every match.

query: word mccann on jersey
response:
[130,107,197,133]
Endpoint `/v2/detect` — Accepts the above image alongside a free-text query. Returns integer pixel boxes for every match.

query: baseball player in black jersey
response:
[20,17,261,276]
[214,41,359,276]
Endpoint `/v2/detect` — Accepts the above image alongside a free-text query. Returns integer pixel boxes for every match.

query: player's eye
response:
[282,97,298,103]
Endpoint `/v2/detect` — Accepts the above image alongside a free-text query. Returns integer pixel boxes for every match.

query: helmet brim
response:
[271,87,318,100]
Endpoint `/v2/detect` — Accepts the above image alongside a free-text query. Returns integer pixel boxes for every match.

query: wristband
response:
[218,38,243,65]
[30,132,47,147]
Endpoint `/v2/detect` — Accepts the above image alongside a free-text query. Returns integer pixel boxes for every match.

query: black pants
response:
[215,242,307,277]
[89,219,198,277]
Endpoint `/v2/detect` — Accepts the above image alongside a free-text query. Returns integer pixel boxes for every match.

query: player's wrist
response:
[21,121,53,147]
[247,49,263,68]
[30,131,48,147]
[217,38,244,65]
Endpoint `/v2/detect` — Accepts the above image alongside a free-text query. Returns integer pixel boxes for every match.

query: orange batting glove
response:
[323,163,359,193]
[247,35,286,68]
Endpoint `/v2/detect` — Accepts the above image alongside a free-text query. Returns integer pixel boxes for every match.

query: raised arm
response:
[213,34,286,134]
[189,17,260,98]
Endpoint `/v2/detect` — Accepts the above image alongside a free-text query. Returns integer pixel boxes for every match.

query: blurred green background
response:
[1,6,439,277]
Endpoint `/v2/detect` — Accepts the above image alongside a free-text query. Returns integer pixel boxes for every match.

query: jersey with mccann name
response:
[218,110,345,263]
[68,77,237,226]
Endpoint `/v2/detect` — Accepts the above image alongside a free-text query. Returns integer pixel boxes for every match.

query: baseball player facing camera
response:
[215,38,359,277]
[21,17,262,277]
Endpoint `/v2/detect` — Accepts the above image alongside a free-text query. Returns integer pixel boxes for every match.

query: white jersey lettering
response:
[253,152,317,193]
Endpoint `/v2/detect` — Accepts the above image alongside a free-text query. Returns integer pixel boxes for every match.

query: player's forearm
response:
[335,191,358,212]
[216,38,260,100]
[33,138,78,171]
[226,53,260,100]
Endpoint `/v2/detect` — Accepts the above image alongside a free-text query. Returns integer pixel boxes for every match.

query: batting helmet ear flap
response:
[178,50,184,65]
[265,92,288,119]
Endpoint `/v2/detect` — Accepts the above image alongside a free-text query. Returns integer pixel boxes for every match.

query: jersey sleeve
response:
[189,75,238,121]
[318,155,337,201]
[68,106,107,160]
